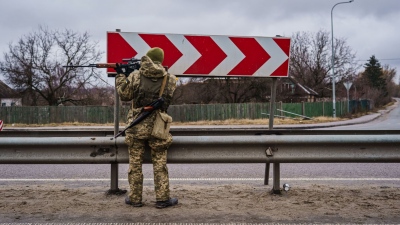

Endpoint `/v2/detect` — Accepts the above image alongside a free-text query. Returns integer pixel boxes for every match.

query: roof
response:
[0,80,21,98]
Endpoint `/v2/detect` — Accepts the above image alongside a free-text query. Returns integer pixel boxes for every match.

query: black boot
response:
[156,197,178,208]
[125,196,143,207]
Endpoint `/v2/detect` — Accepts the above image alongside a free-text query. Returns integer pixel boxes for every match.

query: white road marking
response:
[1,178,400,182]
[0,223,398,225]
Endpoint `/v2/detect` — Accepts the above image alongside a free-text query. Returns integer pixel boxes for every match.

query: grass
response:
[172,116,348,126]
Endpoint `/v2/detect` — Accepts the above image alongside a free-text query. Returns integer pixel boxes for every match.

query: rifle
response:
[63,57,141,76]
[114,97,165,138]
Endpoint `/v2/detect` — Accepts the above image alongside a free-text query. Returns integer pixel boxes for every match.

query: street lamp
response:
[331,0,353,118]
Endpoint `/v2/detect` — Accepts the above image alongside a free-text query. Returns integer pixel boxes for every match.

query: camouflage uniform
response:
[116,54,177,203]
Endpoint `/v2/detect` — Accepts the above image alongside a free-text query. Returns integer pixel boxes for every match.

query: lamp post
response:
[331,0,353,118]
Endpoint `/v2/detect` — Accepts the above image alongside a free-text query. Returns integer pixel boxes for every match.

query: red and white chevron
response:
[107,32,290,77]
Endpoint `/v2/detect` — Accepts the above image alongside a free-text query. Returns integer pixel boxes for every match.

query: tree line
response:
[1,26,399,108]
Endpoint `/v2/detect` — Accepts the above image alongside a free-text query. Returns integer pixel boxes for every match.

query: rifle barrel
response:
[63,65,94,68]
[63,63,117,68]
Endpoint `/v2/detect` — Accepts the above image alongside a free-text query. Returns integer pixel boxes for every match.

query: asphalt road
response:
[317,98,400,130]
[1,163,399,187]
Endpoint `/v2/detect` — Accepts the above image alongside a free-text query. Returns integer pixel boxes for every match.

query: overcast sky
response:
[1,0,399,83]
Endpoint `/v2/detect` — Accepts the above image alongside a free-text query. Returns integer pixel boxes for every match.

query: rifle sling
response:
[159,74,168,97]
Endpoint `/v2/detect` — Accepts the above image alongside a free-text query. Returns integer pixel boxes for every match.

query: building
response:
[278,77,319,103]
[0,80,22,106]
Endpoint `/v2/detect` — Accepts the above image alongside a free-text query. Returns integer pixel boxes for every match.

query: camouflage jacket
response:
[116,55,177,139]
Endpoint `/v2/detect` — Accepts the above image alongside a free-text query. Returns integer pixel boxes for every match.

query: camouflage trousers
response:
[125,134,173,203]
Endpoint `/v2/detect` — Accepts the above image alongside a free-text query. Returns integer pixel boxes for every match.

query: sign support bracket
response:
[264,78,281,194]
[108,29,127,195]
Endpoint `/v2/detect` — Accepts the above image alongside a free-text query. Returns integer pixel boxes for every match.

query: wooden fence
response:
[0,100,371,124]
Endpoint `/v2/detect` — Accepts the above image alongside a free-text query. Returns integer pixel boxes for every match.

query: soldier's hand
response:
[115,63,124,74]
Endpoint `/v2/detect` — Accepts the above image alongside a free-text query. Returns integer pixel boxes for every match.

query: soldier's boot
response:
[125,196,143,207]
[156,197,178,209]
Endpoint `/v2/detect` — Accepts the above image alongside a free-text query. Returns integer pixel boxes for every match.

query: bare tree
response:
[216,77,250,103]
[382,64,397,85]
[289,30,358,98]
[172,78,208,104]
[0,26,103,105]
[174,76,273,104]
[197,78,219,103]
[172,77,221,104]
[204,77,271,103]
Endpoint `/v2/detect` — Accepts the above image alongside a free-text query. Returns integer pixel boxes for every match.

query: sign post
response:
[343,81,353,113]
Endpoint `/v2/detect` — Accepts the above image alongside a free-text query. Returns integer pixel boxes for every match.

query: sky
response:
[0,0,399,84]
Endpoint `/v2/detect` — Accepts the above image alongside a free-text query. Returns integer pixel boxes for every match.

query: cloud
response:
[0,0,399,83]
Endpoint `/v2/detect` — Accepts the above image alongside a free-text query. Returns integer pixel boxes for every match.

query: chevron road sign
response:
[107,32,291,77]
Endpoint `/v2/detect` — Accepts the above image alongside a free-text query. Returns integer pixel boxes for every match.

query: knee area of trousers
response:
[154,165,168,173]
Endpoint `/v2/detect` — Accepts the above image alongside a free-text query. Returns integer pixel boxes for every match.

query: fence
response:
[0,100,370,124]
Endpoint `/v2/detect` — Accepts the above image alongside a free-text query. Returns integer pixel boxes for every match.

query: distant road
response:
[317,98,400,130]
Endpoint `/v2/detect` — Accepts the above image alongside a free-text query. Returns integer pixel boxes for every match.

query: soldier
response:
[115,47,178,208]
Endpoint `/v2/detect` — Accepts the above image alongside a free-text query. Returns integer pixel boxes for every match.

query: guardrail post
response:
[111,163,119,190]
[269,78,281,194]
[273,163,281,194]
[264,163,270,185]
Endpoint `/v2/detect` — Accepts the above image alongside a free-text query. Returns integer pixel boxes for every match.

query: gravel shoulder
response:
[1,182,399,223]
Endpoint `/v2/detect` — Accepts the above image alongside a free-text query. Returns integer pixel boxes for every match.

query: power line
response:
[88,68,114,87]
[356,58,400,61]
[94,73,113,87]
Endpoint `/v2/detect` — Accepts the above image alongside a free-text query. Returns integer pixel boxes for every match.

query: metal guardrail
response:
[1,135,400,164]
[1,132,400,193]
[3,128,400,137]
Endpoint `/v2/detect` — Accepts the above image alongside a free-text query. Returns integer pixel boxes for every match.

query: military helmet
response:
[146,47,164,63]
